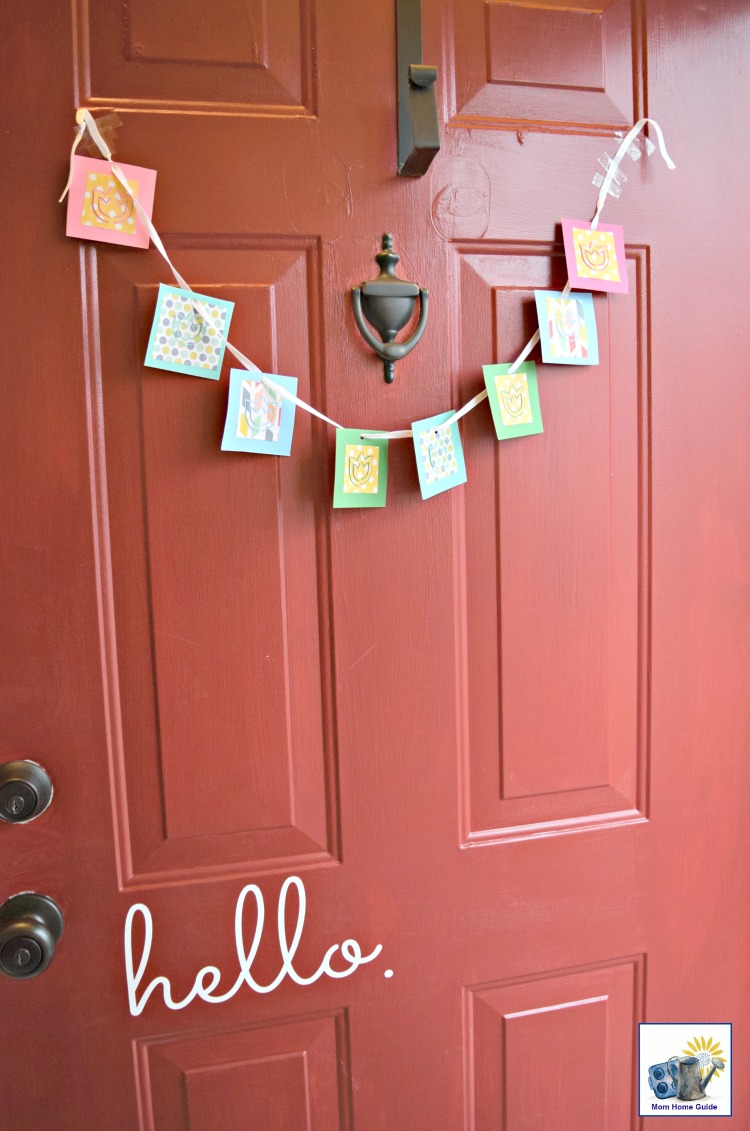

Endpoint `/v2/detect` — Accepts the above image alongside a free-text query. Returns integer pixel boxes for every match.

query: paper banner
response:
[483,362,544,441]
[534,290,599,365]
[412,411,467,499]
[333,430,389,508]
[59,110,677,468]
[221,370,298,456]
[145,284,234,380]
[562,218,628,294]
[65,156,156,249]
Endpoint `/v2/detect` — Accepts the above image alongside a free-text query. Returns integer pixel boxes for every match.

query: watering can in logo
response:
[667,1055,725,1101]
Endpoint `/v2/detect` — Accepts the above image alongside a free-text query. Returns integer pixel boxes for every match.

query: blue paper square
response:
[412,411,467,500]
[221,370,298,456]
[534,289,599,366]
[145,284,234,380]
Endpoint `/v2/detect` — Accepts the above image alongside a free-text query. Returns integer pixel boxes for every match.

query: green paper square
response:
[483,361,544,440]
[333,430,388,508]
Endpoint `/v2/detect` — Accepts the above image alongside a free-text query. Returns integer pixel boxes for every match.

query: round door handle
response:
[0,894,64,979]
[0,761,53,823]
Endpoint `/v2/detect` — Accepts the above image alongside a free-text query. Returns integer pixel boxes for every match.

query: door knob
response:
[0,761,53,823]
[0,894,64,979]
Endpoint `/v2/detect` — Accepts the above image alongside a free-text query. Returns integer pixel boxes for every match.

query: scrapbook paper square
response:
[333,430,389,508]
[65,156,156,249]
[534,290,599,365]
[145,285,234,380]
[561,218,628,294]
[221,370,298,456]
[483,362,544,441]
[412,411,467,500]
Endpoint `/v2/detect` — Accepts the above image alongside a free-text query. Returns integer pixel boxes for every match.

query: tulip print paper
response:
[534,290,599,365]
[333,429,389,508]
[65,156,156,249]
[483,362,544,441]
[561,218,628,294]
[221,370,298,456]
[145,284,234,380]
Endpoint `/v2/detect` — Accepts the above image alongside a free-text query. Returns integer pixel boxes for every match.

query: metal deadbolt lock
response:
[0,761,53,823]
[0,894,64,979]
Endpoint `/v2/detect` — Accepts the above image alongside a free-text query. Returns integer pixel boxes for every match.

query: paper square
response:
[412,411,467,500]
[561,218,628,294]
[145,285,234,380]
[483,362,544,441]
[221,370,298,456]
[534,290,599,365]
[65,156,156,249]
[333,430,388,508]
[638,1023,732,1117]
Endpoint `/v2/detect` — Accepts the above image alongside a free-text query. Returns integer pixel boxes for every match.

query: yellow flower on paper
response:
[81,172,138,232]
[343,445,379,493]
[572,227,620,282]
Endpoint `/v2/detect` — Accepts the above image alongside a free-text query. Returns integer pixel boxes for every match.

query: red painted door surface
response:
[2,2,749,1128]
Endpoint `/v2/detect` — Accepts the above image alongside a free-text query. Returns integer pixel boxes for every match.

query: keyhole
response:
[13,948,31,968]
[7,795,24,816]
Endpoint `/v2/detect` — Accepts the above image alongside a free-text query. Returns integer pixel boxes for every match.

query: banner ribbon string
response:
[62,110,674,442]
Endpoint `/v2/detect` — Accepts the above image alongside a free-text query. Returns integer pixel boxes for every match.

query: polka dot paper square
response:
[65,156,156,249]
[483,362,544,441]
[333,429,388,509]
[145,284,235,380]
[561,218,628,294]
[221,370,298,456]
[411,411,467,500]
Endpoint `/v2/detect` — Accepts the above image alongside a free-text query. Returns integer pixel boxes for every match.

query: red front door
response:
[2,1,748,1128]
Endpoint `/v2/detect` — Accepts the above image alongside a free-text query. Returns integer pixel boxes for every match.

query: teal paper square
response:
[412,411,467,500]
[534,290,599,366]
[145,284,234,380]
[221,370,298,456]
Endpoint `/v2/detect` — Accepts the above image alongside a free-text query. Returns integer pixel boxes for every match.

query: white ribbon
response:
[62,111,674,445]
[591,117,675,230]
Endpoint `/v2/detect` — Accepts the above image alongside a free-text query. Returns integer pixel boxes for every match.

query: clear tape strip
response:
[591,118,675,230]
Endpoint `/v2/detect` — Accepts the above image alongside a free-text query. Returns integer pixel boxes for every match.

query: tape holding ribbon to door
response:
[59,110,675,446]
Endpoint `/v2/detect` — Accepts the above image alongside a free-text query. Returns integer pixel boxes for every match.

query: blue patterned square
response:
[145,284,234,380]
[221,370,298,456]
[411,411,467,500]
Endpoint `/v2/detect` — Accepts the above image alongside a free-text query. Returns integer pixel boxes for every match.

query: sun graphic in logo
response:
[682,1034,726,1080]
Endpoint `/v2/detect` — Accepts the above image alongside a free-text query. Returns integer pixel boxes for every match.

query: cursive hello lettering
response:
[124,875,385,1017]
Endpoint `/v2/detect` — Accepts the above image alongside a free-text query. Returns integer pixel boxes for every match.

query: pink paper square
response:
[561,218,629,295]
[65,156,156,249]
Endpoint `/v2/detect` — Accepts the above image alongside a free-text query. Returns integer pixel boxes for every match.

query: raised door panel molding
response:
[452,243,649,844]
[464,957,643,1130]
[444,0,643,133]
[136,1011,350,1131]
[84,239,339,885]
[75,0,317,115]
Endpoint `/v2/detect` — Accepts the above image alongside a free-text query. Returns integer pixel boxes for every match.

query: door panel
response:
[90,241,337,881]
[457,247,646,840]
[446,0,641,132]
[2,1,749,1129]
